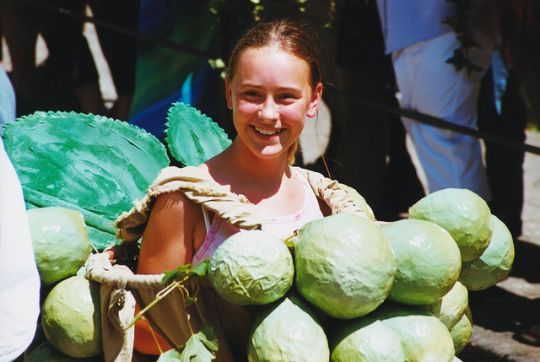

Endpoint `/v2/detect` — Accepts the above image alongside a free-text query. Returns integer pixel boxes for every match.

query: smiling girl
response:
[115,19,372,361]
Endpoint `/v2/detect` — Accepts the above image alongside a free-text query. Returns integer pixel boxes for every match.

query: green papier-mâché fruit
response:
[409,188,492,261]
[382,219,462,305]
[41,276,102,358]
[423,281,468,330]
[331,318,405,362]
[208,230,294,305]
[450,307,473,354]
[459,214,515,291]
[375,305,455,362]
[28,207,92,285]
[295,213,396,319]
[248,297,330,362]
[25,341,101,361]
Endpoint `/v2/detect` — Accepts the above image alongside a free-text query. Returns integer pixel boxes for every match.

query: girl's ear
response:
[307,82,323,118]
[225,76,233,110]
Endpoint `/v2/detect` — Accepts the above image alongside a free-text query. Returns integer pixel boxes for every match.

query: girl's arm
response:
[138,192,201,273]
[134,191,203,355]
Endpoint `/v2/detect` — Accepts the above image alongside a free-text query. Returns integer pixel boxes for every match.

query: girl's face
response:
[226,45,322,162]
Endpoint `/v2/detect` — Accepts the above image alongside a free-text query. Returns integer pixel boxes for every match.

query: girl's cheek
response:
[281,104,307,120]
[237,102,260,114]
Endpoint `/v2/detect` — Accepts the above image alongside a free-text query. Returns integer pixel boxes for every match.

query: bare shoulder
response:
[137,191,203,274]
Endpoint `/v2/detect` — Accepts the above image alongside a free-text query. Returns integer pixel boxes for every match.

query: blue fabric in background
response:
[492,49,509,116]
[0,69,16,135]
[128,0,217,139]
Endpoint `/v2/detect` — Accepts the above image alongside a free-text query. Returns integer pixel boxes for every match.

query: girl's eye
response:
[243,90,261,98]
[278,93,296,101]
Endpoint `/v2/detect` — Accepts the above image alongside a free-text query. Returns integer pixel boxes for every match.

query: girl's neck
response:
[228,140,291,184]
[205,139,293,200]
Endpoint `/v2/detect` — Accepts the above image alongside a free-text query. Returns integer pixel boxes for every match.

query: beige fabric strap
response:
[115,166,372,243]
[115,166,263,242]
[86,254,137,362]
[297,167,375,219]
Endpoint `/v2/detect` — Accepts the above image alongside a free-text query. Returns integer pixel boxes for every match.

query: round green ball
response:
[409,188,491,261]
[248,297,329,362]
[459,215,515,291]
[209,230,294,305]
[331,318,404,362]
[423,281,469,330]
[450,308,473,354]
[382,219,462,305]
[28,207,92,285]
[41,276,102,358]
[295,214,396,319]
[376,305,455,362]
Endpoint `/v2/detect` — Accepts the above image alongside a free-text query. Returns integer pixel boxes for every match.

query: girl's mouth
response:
[252,126,283,136]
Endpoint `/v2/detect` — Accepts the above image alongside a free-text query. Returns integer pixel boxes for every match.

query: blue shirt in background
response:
[376,1,455,54]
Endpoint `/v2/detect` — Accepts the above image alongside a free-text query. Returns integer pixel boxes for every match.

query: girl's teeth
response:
[255,127,279,135]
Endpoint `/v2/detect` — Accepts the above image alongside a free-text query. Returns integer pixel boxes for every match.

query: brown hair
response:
[226,19,322,164]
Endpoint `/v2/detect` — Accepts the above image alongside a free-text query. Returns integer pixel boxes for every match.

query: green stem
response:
[125,280,184,330]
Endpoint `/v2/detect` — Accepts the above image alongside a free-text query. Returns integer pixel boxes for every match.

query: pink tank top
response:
[191,167,324,265]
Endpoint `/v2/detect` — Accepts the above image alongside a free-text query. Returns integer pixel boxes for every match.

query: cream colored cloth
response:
[115,166,263,243]
[115,166,372,242]
[89,166,374,361]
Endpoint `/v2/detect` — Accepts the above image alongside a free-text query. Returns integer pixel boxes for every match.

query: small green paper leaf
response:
[162,260,209,284]
[177,328,218,362]
[157,349,182,362]
[184,296,194,307]
[165,102,231,166]
[190,259,210,277]
[162,264,192,284]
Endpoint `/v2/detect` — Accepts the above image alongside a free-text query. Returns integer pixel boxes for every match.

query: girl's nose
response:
[259,98,279,122]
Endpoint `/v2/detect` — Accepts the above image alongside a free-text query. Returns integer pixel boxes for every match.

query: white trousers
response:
[0,140,40,361]
[392,32,493,200]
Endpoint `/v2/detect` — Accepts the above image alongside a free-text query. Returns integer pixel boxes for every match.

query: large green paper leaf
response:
[3,111,169,250]
[165,102,231,166]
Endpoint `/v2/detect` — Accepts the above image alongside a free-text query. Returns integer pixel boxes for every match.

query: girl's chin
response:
[251,145,289,160]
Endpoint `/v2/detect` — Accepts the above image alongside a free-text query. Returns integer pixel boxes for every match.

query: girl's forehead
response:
[236,46,307,70]
[241,45,292,59]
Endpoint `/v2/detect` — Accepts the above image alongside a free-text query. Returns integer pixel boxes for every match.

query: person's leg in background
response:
[392,32,492,201]
[322,0,424,219]
[39,0,106,115]
[0,0,39,116]
[478,65,526,239]
[381,108,426,219]
[88,0,139,120]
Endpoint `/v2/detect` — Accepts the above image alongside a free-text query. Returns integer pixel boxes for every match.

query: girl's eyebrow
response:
[238,83,302,92]
[238,83,262,89]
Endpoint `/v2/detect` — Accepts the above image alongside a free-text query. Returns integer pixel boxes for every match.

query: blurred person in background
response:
[0,67,41,362]
[0,0,106,116]
[375,1,499,201]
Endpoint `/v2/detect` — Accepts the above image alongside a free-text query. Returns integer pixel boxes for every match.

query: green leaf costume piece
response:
[157,329,218,362]
[165,102,231,166]
[3,111,169,250]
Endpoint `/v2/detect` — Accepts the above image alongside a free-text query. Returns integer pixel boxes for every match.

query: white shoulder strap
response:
[201,206,211,232]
